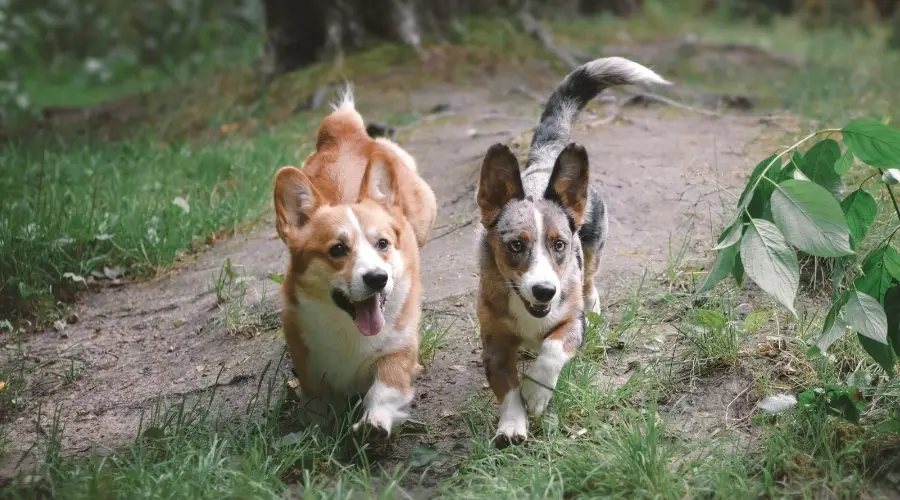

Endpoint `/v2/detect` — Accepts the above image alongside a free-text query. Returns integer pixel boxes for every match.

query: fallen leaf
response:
[277,432,303,448]
[406,444,447,468]
[220,123,240,134]
[172,197,190,214]
[0,381,6,391]
[103,266,123,280]
[758,393,798,414]
[62,272,86,284]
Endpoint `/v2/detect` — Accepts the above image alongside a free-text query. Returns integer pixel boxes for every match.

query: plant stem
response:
[744,129,841,204]
[879,168,900,224]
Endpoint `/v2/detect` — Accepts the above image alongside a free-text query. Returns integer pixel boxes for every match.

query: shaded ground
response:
[0,73,786,483]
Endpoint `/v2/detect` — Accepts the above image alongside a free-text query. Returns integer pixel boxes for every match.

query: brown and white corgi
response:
[273,88,436,437]
[474,57,668,447]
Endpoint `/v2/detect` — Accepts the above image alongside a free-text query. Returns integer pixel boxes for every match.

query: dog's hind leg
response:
[579,192,607,316]
[582,246,602,315]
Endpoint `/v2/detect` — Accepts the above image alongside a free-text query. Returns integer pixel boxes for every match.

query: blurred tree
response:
[261,0,642,75]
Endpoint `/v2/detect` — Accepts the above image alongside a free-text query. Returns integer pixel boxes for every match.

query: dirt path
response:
[1,76,782,478]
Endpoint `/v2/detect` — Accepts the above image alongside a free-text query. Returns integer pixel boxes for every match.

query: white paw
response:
[352,408,394,439]
[521,375,554,417]
[586,287,601,315]
[493,388,528,448]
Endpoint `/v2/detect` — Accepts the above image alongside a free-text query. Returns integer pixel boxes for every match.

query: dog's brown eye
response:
[329,243,348,258]
[508,240,524,253]
[553,239,566,252]
[375,238,390,251]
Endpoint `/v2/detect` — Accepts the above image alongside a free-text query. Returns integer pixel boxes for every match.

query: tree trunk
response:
[578,0,643,16]
[262,0,639,76]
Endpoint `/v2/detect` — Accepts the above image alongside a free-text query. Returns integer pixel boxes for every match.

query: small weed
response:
[681,306,746,367]
[419,315,451,368]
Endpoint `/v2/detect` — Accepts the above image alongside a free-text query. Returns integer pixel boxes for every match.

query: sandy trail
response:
[1,76,779,478]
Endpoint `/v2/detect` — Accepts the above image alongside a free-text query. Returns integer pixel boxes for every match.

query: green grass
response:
[0,125,308,323]
[4,0,900,497]
[4,375,400,499]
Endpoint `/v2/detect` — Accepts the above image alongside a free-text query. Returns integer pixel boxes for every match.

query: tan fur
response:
[375,345,421,393]
[273,99,435,412]
[276,108,436,249]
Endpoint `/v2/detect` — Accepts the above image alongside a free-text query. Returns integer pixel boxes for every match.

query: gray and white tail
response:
[526,57,669,169]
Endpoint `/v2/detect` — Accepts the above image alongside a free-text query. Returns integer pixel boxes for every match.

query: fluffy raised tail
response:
[526,57,669,169]
[316,83,366,150]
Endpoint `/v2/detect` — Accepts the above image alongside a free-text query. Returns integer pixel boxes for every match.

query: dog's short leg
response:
[582,247,603,315]
[352,345,417,438]
[483,334,527,447]
[521,321,580,417]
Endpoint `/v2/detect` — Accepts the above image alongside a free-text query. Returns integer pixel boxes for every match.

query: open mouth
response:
[331,289,388,336]
[513,288,551,318]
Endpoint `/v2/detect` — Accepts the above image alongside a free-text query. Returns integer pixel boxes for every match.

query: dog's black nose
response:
[531,283,557,303]
[363,270,389,291]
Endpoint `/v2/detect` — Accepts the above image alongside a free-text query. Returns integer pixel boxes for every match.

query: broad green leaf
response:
[741,218,799,316]
[859,334,896,373]
[825,391,862,423]
[886,248,900,282]
[816,316,849,353]
[713,223,744,250]
[733,254,745,287]
[831,256,846,301]
[780,152,806,182]
[844,290,888,344]
[267,273,285,285]
[821,290,851,338]
[770,179,854,257]
[842,119,900,168]
[840,189,878,249]
[854,246,900,302]
[796,390,818,406]
[886,285,900,360]
[699,242,740,293]
[834,152,855,175]
[743,311,769,333]
[696,310,727,332]
[875,418,900,434]
[802,139,843,197]
[737,155,780,210]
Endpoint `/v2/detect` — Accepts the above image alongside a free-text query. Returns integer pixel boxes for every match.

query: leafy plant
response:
[701,119,900,387]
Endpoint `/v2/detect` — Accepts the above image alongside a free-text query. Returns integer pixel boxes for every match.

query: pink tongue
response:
[354,296,385,336]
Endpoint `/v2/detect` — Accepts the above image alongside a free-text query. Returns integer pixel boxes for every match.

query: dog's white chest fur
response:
[505,292,569,352]
[295,297,409,395]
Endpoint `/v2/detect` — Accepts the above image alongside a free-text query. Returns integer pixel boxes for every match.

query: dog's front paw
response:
[521,375,554,417]
[493,419,527,449]
[493,388,528,448]
[351,411,392,441]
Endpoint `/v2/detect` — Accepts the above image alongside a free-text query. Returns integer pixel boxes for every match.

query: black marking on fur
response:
[527,64,632,169]
[575,247,583,272]
[331,289,355,319]
[578,189,606,248]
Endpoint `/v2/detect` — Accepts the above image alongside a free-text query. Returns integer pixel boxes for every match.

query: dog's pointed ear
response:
[477,144,524,226]
[359,152,401,210]
[544,143,590,228]
[274,167,320,243]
